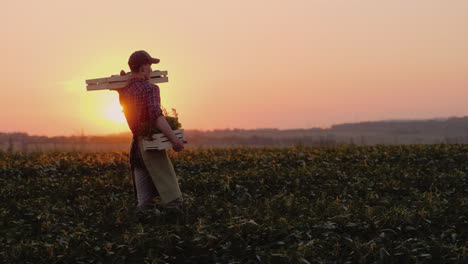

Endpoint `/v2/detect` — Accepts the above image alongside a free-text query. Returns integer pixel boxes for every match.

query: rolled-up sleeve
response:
[147,84,164,120]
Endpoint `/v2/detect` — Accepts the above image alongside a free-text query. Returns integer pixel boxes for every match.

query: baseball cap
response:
[128,50,160,72]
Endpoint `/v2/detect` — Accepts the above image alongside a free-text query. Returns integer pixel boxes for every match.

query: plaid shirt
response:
[116,77,164,169]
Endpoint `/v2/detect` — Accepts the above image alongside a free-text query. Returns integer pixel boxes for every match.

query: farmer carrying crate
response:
[115,50,185,211]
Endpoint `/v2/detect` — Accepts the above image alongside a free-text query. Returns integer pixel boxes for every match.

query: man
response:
[115,50,185,211]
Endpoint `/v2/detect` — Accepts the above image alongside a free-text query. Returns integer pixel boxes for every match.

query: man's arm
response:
[147,84,184,146]
[155,115,181,143]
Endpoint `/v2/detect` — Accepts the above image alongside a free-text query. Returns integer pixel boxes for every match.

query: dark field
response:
[0,144,467,263]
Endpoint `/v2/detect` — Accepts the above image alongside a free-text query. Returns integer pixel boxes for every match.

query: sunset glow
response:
[104,101,126,124]
[1,0,467,137]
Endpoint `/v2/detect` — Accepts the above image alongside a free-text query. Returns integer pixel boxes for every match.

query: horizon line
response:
[1,115,466,138]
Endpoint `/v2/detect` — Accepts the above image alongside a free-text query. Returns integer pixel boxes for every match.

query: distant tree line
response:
[1,116,467,152]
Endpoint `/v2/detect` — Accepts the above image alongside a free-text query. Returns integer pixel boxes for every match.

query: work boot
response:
[136,202,161,215]
[163,197,184,209]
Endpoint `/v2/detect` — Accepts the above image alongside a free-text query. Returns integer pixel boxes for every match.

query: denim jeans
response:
[134,166,159,208]
[130,137,183,207]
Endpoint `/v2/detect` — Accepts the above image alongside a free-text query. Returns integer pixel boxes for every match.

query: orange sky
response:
[1,0,467,137]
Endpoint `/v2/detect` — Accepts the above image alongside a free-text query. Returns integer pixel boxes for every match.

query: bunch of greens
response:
[140,107,182,141]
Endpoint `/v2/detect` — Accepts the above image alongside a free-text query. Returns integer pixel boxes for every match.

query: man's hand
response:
[171,138,185,152]
[109,70,127,91]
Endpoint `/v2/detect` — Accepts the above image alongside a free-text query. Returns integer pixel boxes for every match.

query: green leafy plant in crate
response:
[140,107,182,141]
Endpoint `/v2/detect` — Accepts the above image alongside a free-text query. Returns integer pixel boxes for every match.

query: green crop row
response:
[0,144,466,263]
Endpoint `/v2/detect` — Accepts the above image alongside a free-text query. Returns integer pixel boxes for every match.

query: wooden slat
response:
[142,129,185,150]
[143,141,171,150]
[151,129,184,140]
[86,76,168,91]
[86,70,167,85]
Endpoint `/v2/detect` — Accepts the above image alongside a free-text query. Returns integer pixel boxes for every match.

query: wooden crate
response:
[142,129,185,151]
[86,70,168,91]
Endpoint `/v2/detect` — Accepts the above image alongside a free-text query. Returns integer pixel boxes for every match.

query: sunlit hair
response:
[130,63,150,73]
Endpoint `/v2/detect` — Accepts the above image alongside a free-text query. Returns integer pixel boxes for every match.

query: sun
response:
[104,101,127,124]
